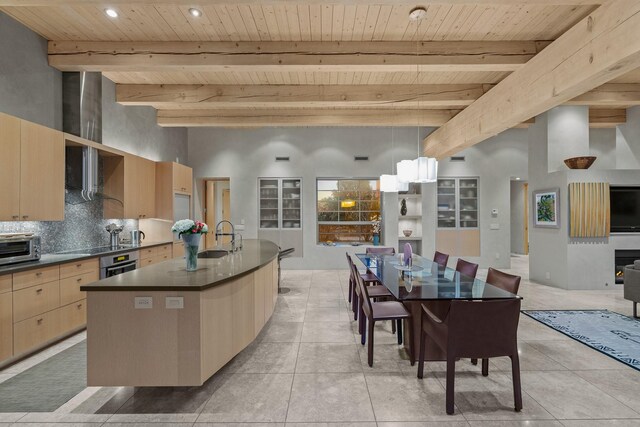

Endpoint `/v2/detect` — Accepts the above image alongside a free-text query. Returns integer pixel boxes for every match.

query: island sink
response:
[197,250,229,259]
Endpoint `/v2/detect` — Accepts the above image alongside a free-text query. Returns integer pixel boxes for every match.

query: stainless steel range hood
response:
[63,72,102,201]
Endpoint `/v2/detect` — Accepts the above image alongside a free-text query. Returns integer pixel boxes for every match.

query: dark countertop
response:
[0,241,174,275]
[81,239,280,292]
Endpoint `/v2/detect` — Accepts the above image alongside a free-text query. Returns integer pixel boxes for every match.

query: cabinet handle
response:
[77,303,83,309]
[36,288,43,293]
[36,272,42,276]
[37,318,43,324]
[77,278,82,282]
[22,215,29,219]
[76,263,82,268]
[12,215,19,220]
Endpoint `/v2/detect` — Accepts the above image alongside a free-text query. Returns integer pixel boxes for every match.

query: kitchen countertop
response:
[0,240,174,275]
[81,239,280,292]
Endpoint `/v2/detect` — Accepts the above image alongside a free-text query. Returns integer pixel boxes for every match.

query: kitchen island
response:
[80,239,280,387]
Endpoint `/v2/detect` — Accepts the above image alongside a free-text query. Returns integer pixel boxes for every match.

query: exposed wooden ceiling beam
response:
[0,0,607,5]
[48,41,550,73]
[422,0,640,159]
[589,108,627,127]
[156,108,461,127]
[117,84,491,109]
[567,83,640,106]
[117,82,640,109]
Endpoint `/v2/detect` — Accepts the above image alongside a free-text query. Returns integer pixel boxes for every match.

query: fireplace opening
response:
[614,250,640,284]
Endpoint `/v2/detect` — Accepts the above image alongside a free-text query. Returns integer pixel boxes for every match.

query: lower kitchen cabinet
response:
[0,291,12,361]
[140,244,172,267]
[13,309,61,356]
[59,300,86,332]
[12,279,60,323]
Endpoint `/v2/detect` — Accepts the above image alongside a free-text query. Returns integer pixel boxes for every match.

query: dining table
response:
[355,252,521,363]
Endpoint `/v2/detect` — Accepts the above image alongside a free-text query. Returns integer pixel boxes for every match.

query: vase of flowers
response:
[172,219,208,271]
[372,217,381,246]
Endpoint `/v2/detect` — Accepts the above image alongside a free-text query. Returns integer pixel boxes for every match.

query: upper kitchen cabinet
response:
[172,163,193,194]
[125,155,156,219]
[103,154,156,220]
[0,114,21,221]
[156,162,193,221]
[0,114,64,221]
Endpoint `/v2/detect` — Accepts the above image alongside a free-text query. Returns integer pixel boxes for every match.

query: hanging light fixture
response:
[399,6,438,184]
[380,127,408,192]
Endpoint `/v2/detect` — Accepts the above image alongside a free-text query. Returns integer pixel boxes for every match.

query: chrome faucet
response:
[215,220,241,252]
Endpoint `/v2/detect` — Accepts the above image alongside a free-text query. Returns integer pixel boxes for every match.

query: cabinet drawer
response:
[140,257,155,267]
[13,280,60,323]
[60,258,99,279]
[173,242,184,259]
[156,244,172,257]
[0,292,12,361]
[13,309,61,356]
[59,300,86,333]
[0,274,11,294]
[13,265,59,291]
[139,247,156,260]
[153,253,170,264]
[60,270,98,306]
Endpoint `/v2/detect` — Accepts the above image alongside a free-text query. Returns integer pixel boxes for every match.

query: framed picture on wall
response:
[533,188,560,228]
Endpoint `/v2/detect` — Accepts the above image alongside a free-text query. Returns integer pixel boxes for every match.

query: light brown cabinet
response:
[60,270,97,306]
[0,114,65,221]
[0,114,21,221]
[13,265,59,291]
[0,282,12,362]
[173,163,193,194]
[124,155,156,219]
[59,300,86,333]
[156,162,193,221]
[13,309,61,356]
[13,279,60,323]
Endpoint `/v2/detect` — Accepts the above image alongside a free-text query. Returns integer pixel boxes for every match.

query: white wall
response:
[188,126,528,270]
[436,129,529,268]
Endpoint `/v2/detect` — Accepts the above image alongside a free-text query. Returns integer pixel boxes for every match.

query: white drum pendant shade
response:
[380,174,408,192]
[415,157,438,183]
[397,159,418,184]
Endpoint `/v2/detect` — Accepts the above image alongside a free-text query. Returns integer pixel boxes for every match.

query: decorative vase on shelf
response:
[400,198,407,216]
[172,219,208,272]
[182,233,201,271]
[373,234,380,246]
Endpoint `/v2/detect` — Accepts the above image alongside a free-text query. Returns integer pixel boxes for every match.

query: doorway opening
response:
[203,178,231,249]
[510,179,529,255]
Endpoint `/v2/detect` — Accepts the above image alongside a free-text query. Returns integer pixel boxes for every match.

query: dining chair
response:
[348,258,393,336]
[417,299,522,415]
[356,271,413,367]
[455,258,479,280]
[366,247,396,255]
[346,253,389,319]
[433,251,450,269]
[486,267,521,294]
[471,268,522,370]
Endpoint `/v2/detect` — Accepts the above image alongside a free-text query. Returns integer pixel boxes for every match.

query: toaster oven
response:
[0,235,41,266]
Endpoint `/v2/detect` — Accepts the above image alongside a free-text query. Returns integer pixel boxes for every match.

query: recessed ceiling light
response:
[189,8,202,17]
[105,8,118,18]
[408,6,427,21]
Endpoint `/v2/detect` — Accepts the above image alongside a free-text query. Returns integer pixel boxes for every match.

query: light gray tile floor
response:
[2,258,640,426]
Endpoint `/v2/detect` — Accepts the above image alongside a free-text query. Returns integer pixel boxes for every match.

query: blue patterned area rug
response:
[523,310,640,371]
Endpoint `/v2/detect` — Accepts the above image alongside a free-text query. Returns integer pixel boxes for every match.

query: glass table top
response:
[355,253,520,301]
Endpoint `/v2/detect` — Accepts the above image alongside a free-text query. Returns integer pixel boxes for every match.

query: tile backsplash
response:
[0,196,138,254]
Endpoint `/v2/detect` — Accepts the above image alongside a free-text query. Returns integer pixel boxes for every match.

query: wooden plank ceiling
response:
[1,0,638,133]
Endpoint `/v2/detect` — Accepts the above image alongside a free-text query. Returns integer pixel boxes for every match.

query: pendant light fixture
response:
[396,6,438,185]
[380,127,408,192]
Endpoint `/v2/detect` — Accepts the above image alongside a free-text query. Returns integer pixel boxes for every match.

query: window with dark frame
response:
[317,179,381,244]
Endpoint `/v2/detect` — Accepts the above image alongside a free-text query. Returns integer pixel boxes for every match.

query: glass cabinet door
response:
[458,178,478,228]
[437,179,457,228]
[259,179,279,229]
[282,179,301,229]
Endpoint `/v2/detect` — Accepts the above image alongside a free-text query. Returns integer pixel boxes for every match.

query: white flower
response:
[172,219,196,234]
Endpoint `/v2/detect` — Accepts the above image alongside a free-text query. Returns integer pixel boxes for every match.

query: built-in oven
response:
[100,250,139,279]
[0,235,41,266]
